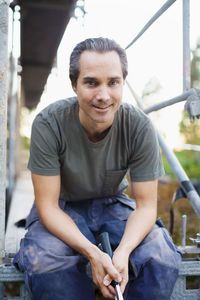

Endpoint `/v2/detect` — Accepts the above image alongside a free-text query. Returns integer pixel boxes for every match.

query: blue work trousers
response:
[13,195,181,300]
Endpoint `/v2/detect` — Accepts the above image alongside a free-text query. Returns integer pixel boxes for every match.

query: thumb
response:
[103,272,122,287]
[103,274,112,286]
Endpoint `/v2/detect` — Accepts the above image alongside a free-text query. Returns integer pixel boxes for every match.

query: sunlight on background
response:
[20,0,200,149]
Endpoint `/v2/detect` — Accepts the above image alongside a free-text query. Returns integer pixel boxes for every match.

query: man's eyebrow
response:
[82,76,122,81]
[108,76,122,80]
[82,76,97,81]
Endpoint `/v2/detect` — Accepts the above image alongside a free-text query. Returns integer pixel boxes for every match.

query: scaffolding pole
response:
[0,0,9,258]
[183,0,191,91]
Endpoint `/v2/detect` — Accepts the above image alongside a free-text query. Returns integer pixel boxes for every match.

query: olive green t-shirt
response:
[28,97,164,201]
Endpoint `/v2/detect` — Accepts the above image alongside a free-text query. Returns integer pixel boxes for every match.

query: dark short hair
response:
[69,37,128,86]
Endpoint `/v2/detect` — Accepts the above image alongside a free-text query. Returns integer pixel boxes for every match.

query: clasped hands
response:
[90,248,129,299]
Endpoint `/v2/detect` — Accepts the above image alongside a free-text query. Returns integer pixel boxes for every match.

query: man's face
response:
[72,50,124,130]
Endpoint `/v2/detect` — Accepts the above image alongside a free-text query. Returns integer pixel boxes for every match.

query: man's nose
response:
[96,86,110,101]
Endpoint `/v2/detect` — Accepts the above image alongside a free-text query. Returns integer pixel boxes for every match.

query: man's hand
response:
[103,248,129,295]
[89,249,122,299]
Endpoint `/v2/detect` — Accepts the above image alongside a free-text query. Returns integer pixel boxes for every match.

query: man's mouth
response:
[92,103,113,111]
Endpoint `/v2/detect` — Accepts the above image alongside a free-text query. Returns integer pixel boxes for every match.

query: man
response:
[14,37,181,300]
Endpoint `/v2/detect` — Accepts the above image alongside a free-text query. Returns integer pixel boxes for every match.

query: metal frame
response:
[0,265,30,300]
[171,260,200,299]
[183,0,191,91]
[126,0,200,219]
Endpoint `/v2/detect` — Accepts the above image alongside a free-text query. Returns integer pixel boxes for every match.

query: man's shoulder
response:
[119,102,150,123]
[34,97,78,123]
[40,97,77,117]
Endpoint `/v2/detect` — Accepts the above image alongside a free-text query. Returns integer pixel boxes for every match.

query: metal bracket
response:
[189,233,200,247]
[0,250,16,267]
[184,89,200,123]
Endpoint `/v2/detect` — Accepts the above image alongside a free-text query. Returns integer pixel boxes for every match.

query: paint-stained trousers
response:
[13,195,181,300]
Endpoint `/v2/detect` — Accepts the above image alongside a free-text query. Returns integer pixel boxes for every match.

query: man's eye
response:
[87,81,96,86]
[110,80,117,86]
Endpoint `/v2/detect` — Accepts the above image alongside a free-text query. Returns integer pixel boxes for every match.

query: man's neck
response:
[79,114,113,142]
[83,126,111,142]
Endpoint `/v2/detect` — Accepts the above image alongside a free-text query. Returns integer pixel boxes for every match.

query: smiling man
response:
[14,37,181,300]
[73,50,123,139]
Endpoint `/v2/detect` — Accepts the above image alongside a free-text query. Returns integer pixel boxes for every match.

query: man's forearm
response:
[116,205,157,256]
[37,203,100,260]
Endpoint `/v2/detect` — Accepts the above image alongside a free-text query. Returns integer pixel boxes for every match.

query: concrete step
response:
[5,171,34,254]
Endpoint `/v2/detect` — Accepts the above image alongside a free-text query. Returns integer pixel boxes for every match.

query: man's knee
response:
[13,231,93,300]
[13,219,84,275]
[127,219,181,299]
[130,219,181,273]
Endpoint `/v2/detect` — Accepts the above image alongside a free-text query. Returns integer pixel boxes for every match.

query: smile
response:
[92,104,113,111]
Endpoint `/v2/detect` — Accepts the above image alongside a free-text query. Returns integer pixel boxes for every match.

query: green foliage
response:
[179,111,200,145]
[162,150,200,179]
[22,135,30,150]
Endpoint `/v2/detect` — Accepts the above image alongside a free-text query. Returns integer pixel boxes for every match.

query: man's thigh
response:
[13,203,96,299]
[100,195,135,247]
[125,220,181,299]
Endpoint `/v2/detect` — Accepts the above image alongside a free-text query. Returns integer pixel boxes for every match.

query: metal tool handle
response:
[98,232,124,300]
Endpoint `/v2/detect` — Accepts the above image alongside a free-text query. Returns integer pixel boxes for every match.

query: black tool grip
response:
[99,232,120,289]
[98,232,113,258]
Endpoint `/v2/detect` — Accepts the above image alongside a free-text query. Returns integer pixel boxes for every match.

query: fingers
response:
[101,261,122,298]
[90,251,120,298]
[101,285,116,299]
[103,273,123,298]
[112,249,129,294]
[90,250,125,298]
[104,261,122,283]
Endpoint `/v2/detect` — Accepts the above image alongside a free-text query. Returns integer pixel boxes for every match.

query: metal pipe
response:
[143,89,195,114]
[181,215,187,247]
[0,0,9,258]
[125,0,177,50]
[126,82,200,219]
[158,132,200,218]
[182,0,191,91]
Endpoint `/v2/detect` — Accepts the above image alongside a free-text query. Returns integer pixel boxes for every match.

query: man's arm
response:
[117,179,157,252]
[104,179,158,293]
[32,173,121,299]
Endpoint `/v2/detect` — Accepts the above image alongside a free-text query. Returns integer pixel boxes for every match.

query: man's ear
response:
[72,83,77,94]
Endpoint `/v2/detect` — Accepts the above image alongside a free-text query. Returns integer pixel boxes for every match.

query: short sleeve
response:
[129,120,165,181]
[27,115,61,175]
